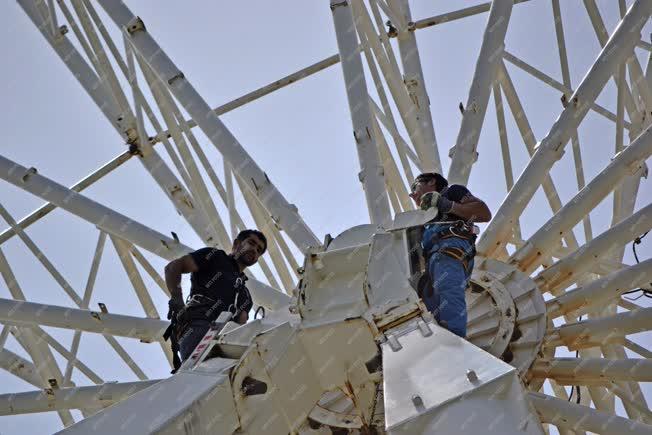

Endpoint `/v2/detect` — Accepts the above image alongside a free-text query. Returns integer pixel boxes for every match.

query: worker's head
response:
[409,172,448,207]
[231,229,267,268]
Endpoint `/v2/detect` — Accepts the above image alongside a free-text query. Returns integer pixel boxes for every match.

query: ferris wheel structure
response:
[1,0,652,434]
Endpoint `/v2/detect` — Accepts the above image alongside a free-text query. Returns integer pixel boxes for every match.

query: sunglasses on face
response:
[410,180,426,194]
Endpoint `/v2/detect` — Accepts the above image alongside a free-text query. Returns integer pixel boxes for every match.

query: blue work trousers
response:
[422,225,475,337]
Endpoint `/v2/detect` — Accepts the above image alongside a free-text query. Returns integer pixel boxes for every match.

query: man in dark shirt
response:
[409,173,491,337]
[164,229,267,360]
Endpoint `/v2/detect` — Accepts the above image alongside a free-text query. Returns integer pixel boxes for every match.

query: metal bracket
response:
[386,333,402,352]
[167,71,185,86]
[126,16,146,34]
[330,1,348,11]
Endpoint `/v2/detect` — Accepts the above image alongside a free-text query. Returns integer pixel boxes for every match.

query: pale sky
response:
[1,1,651,433]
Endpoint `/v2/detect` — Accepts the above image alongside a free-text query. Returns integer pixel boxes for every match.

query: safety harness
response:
[418,221,477,299]
[165,276,250,373]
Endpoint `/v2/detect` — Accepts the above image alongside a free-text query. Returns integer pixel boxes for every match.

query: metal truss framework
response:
[0,0,650,433]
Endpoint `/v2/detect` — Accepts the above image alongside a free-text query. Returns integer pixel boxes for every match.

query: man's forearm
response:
[450,202,491,222]
[164,266,183,300]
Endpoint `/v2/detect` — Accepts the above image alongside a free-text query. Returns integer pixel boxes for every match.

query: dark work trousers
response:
[178,319,211,360]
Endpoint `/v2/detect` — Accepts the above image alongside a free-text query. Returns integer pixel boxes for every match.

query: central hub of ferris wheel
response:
[60,212,547,434]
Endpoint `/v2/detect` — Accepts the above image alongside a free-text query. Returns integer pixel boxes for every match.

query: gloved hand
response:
[420,191,454,215]
[419,191,440,211]
[168,296,185,320]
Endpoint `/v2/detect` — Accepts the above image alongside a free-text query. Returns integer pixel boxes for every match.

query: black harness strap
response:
[164,311,182,373]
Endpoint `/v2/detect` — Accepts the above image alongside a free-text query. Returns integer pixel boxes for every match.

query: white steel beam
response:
[16,0,124,135]
[583,0,649,122]
[0,203,83,306]
[546,258,652,319]
[138,57,232,249]
[10,327,74,426]
[477,0,652,257]
[0,155,290,310]
[146,2,535,147]
[351,0,433,173]
[548,308,652,350]
[0,380,160,416]
[448,0,513,185]
[0,246,75,424]
[23,325,104,385]
[388,0,441,173]
[101,0,319,254]
[20,0,220,247]
[510,123,652,272]
[0,348,41,387]
[331,0,391,225]
[0,150,131,246]
[110,236,160,319]
[413,0,529,30]
[503,51,631,129]
[535,203,652,293]
[357,18,416,185]
[529,392,652,435]
[129,246,169,297]
[496,62,580,251]
[0,154,189,261]
[552,0,593,243]
[531,358,652,383]
[0,298,168,342]
[69,0,134,125]
[64,231,106,385]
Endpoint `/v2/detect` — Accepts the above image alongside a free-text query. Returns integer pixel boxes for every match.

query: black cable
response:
[568,316,581,404]
[633,231,648,263]
[623,232,651,301]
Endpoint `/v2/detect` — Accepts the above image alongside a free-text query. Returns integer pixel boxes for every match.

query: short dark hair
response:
[412,172,448,192]
[234,229,267,254]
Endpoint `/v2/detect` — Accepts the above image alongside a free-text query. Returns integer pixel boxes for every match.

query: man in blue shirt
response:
[409,173,491,337]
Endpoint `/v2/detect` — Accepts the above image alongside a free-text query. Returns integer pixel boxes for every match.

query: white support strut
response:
[98,0,319,254]
[0,154,290,310]
[477,0,652,257]
[389,0,442,173]
[0,380,160,416]
[529,391,652,434]
[448,0,514,185]
[0,297,168,342]
[330,0,392,225]
[0,154,188,260]
[510,123,652,272]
